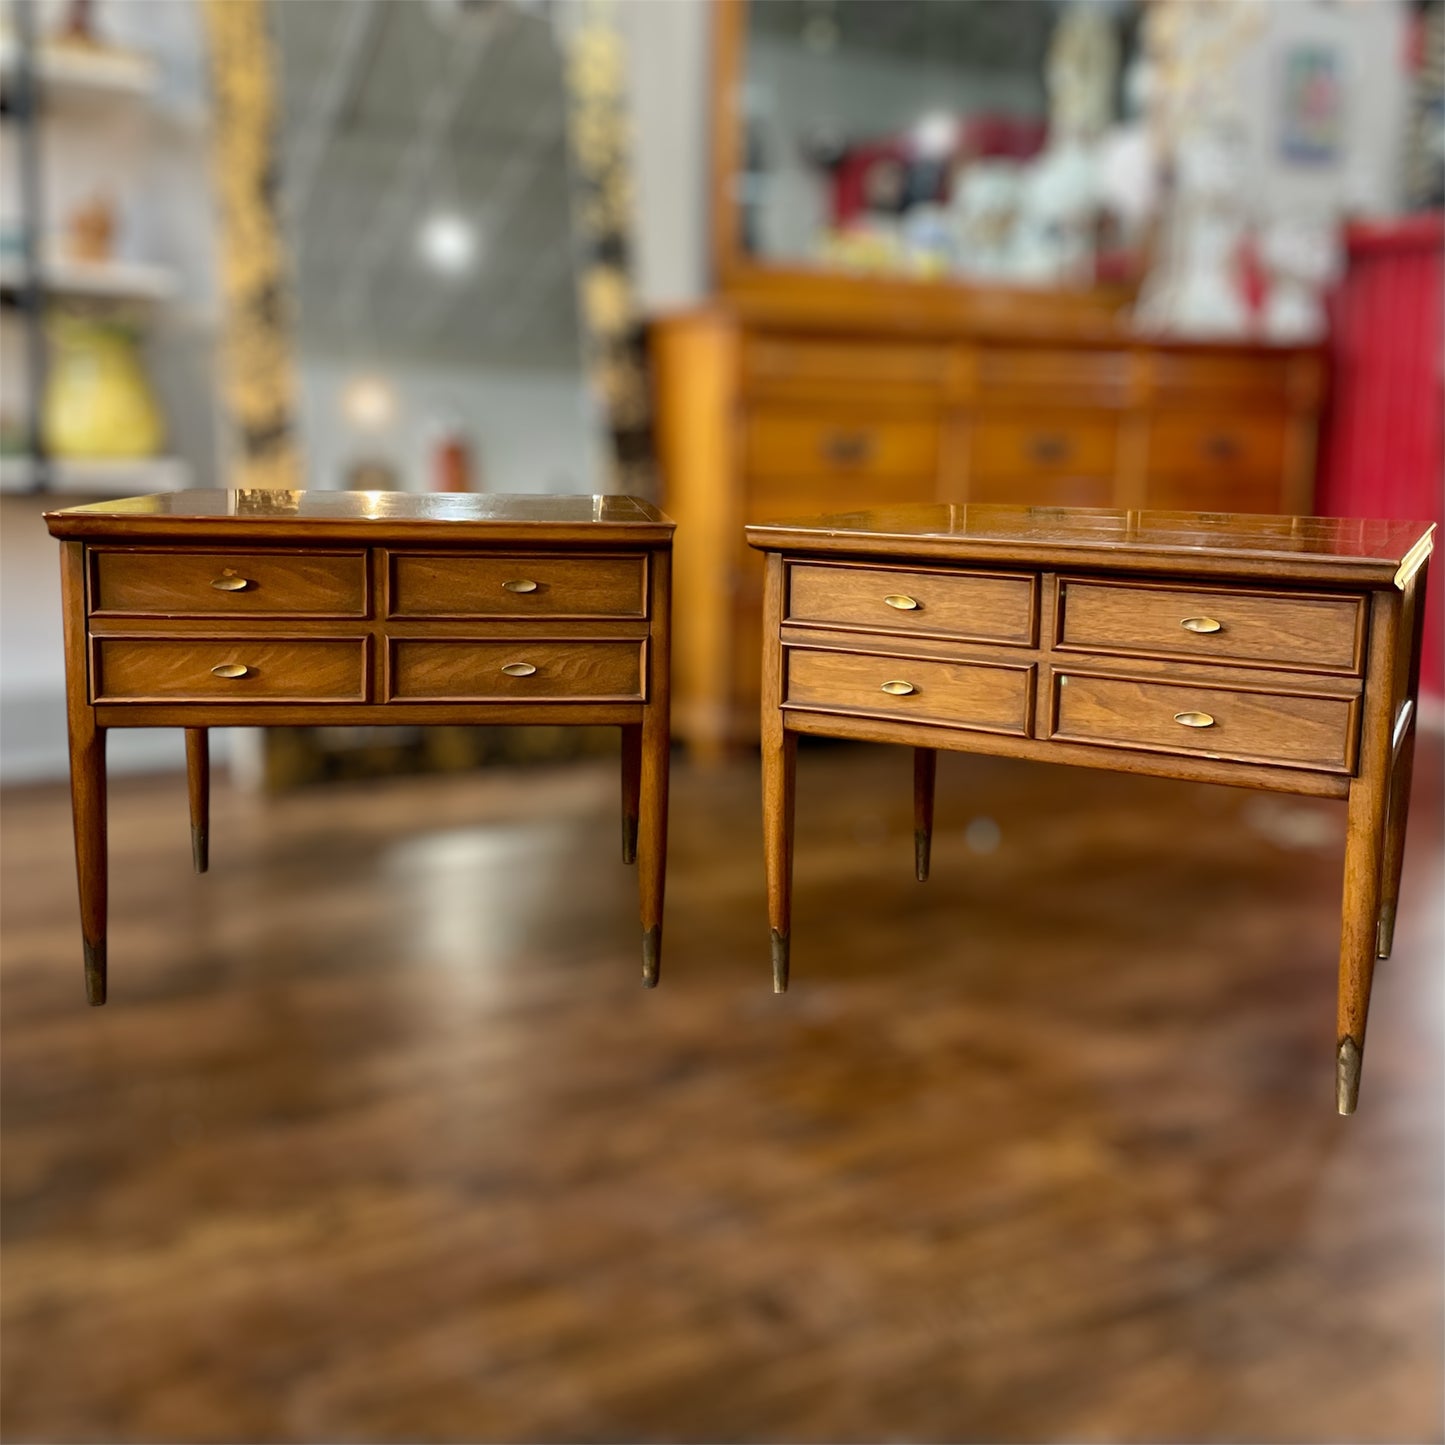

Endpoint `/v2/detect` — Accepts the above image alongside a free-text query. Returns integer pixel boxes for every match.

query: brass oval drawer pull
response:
[501,662,538,677]
[211,663,250,679]
[210,575,251,592]
[1180,616,1223,634]
[880,680,916,696]
[1174,711,1215,728]
[884,594,919,611]
[502,579,539,594]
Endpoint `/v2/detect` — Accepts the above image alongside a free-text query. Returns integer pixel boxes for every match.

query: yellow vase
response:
[43,312,164,458]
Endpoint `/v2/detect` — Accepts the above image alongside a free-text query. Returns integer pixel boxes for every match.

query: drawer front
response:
[785,648,1033,735]
[389,553,645,619]
[968,473,1116,509]
[91,550,367,618]
[743,338,953,398]
[970,415,1117,479]
[789,563,1035,646]
[1057,579,1364,673]
[975,347,1131,403]
[1149,353,1293,400]
[93,638,368,703]
[1141,475,1284,515]
[1146,413,1286,480]
[1050,671,1357,772]
[388,639,644,702]
[744,408,938,481]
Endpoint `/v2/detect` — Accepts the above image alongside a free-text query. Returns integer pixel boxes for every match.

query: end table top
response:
[746,503,1435,589]
[44,490,674,547]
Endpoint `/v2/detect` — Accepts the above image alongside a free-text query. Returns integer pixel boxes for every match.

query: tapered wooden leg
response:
[1337,593,1400,1115]
[620,723,641,866]
[1376,723,1415,959]
[763,730,796,993]
[913,747,936,882]
[637,709,669,986]
[185,727,210,874]
[68,718,108,1006]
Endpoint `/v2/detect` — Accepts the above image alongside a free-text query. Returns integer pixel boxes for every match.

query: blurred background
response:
[1,0,1442,1440]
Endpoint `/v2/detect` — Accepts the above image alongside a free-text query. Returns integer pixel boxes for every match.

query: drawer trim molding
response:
[382,636,648,704]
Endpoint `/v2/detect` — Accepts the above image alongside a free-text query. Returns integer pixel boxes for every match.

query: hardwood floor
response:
[2,738,1441,1443]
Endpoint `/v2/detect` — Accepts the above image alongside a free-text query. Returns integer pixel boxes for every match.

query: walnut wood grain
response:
[1056,577,1365,674]
[788,561,1035,646]
[185,728,208,873]
[786,648,1035,736]
[388,552,646,620]
[90,548,368,618]
[387,639,644,704]
[93,637,369,704]
[1049,670,1358,773]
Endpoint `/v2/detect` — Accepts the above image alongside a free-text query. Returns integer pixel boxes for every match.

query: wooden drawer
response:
[1050,670,1357,773]
[744,407,938,481]
[1057,579,1364,673]
[975,347,1131,403]
[90,549,367,618]
[1149,353,1293,401]
[1146,413,1286,480]
[1141,475,1284,515]
[788,562,1035,645]
[387,639,644,702]
[389,552,645,619]
[785,647,1033,736]
[968,474,1116,509]
[92,637,368,703]
[742,337,953,398]
[970,414,1117,479]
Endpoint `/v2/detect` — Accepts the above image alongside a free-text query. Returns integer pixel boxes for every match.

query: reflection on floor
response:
[2,738,1441,1443]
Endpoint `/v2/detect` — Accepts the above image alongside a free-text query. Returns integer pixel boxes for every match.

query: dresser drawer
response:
[90,549,367,618]
[789,563,1035,646]
[1057,579,1364,673]
[742,337,953,398]
[785,648,1033,735]
[745,408,938,481]
[387,639,644,702]
[389,553,645,619]
[1145,413,1286,480]
[92,637,368,703]
[970,414,1117,479]
[1050,671,1357,773]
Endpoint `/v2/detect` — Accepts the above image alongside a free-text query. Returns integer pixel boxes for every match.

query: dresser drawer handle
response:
[211,663,251,679]
[1204,434,1241,462]
[884,594,919,611]
[880,680,916,696]
[501,662,538,677]
[1174,711,1215,728]
[1180,616,1223,634]
[502,579,539,594]
[821,431,872,466]
[210,575,251,592]
[1030,433,1070,464]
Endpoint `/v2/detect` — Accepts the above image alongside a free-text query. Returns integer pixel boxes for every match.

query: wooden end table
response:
[45,489,674,1000]
[746,504,1434,1114]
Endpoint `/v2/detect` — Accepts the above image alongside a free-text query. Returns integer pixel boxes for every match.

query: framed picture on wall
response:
[1280,43,1343,165]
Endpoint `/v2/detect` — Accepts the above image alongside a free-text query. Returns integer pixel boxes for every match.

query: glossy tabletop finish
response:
[749,503,1434,1114]
[747,504,1435,587]
[46,491,675,1001]
[45,489,675,546]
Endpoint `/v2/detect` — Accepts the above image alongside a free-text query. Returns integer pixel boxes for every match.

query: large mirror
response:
[727,0,1148,288]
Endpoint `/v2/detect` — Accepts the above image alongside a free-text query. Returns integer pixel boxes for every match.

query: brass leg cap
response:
[622,815,638,866]
[1337,1037,1363,1115]
[641,925,660,988]
[191,823,209,875]
[83,939,106,1007]
[771,929,790,994]
[1375,901,1397,960]
[914,829,931,883]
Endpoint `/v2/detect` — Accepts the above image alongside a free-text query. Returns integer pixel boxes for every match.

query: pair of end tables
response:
[46,491,1433,1114]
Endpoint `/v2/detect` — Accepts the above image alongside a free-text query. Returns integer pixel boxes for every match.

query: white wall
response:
[294,356,603,496]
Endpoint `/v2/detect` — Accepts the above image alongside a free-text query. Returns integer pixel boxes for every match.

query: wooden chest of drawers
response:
[46,490,675,1001]
[747,503,1434,1115]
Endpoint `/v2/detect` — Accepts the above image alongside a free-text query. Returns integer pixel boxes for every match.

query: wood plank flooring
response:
[2,739,1441,1443]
